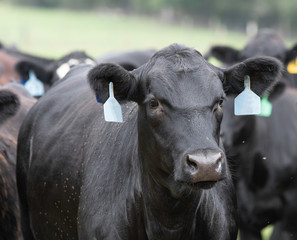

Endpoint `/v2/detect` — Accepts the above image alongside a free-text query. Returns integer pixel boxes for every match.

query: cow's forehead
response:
[241,31,287,58]
[142,52,224,107]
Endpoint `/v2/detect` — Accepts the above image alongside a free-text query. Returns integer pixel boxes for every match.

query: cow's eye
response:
[149,99,159,109]
[214,98,224,112]
[218,98,224,108]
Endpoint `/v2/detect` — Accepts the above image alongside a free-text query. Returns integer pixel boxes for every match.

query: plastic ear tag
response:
[56,63,71,79]
[24,71,45,97]
[103,82,123,122]
[234,75,261,115]
[287,58,297,74]
[258,94,272,117]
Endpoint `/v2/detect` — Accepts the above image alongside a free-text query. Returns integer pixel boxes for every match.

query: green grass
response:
[0,2,248,58]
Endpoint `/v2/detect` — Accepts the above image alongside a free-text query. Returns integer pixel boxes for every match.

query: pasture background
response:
[0,2,252,58]
[0,2,288,239]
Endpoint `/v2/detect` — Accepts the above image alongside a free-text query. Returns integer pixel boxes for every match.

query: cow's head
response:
[205,29,296,64]
[205,29,297,87]
[15,51,95,92]
[88,44,282,195]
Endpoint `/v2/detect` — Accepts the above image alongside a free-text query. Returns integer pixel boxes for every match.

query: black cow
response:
[0,42,95,97]
[206,30,297,240]
[16,44,282,240]
[0,83,36,240]
[221,88,297,240]
[96,49,156,71]
[14,51,95,93]
[205,29,297,87]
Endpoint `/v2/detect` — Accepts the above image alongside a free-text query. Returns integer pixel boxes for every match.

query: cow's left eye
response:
[149,99,159,109]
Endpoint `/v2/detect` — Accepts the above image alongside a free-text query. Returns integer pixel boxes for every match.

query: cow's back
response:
[17,64,141,239]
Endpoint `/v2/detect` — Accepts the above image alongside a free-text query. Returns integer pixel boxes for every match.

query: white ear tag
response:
[24,71,45,97]
[103,82,123,122]
[234,75,261,115]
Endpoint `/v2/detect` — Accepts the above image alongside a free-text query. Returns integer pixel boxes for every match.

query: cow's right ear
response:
[204,46,241,64]
[88,63,140,103]
[0,89,20,124]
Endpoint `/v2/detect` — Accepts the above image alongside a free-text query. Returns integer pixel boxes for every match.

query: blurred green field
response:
[0,2,249,58]
[0,2,276,240]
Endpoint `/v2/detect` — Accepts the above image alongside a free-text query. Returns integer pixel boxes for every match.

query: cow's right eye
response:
[149,99,159,109]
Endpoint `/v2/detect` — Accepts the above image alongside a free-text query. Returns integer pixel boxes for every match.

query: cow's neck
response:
[139,154,201,238]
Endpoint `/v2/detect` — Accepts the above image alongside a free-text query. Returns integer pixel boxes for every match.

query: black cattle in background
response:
[0,41,95,96]
[16,44,282,240]
[14,51,95,93]
[205,29,297,87]
[221,88,297,240]
[96,49,156,71]
[206,29,297,240]
[0,83,36,240]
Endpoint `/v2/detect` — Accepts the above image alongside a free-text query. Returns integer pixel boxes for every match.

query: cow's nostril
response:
[186,155,198,170]
[216,156,223,173]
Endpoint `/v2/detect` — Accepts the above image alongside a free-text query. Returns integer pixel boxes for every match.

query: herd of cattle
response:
[0,29,297,240]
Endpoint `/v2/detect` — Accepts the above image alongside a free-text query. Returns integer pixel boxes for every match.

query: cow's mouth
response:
[179,180,217,190]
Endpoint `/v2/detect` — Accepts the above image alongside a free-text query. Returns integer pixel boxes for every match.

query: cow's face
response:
[135,49,226,191]
[88,44,282,193]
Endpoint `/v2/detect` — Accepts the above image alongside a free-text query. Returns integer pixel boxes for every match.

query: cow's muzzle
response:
[184,150,223,184]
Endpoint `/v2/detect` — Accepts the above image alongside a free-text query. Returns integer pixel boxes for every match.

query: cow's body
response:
[17,44,282,240]
[222,89,297,240]
[0,83,36,240]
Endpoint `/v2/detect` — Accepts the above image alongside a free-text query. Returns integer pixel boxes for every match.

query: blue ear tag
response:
[234,75,261,115]
[103,82,123,123]
[24,71,45,97]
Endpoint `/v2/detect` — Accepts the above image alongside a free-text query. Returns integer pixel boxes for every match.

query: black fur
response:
[88,63,138,103]
[0,90,20,125]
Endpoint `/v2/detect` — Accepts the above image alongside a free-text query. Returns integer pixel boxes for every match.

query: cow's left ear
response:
[88,63,141,103]
[0,89,20,125]
[223,56,283,96]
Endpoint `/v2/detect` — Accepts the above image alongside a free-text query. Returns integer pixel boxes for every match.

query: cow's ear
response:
[223,56,283,96]
[0,90,20,124]
[15,61,53,85]
[285,43,297,64]
[88,63,140,103]
[204,46,241,64]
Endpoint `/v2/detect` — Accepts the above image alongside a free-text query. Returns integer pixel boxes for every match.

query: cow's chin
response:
[168,180,218,198]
